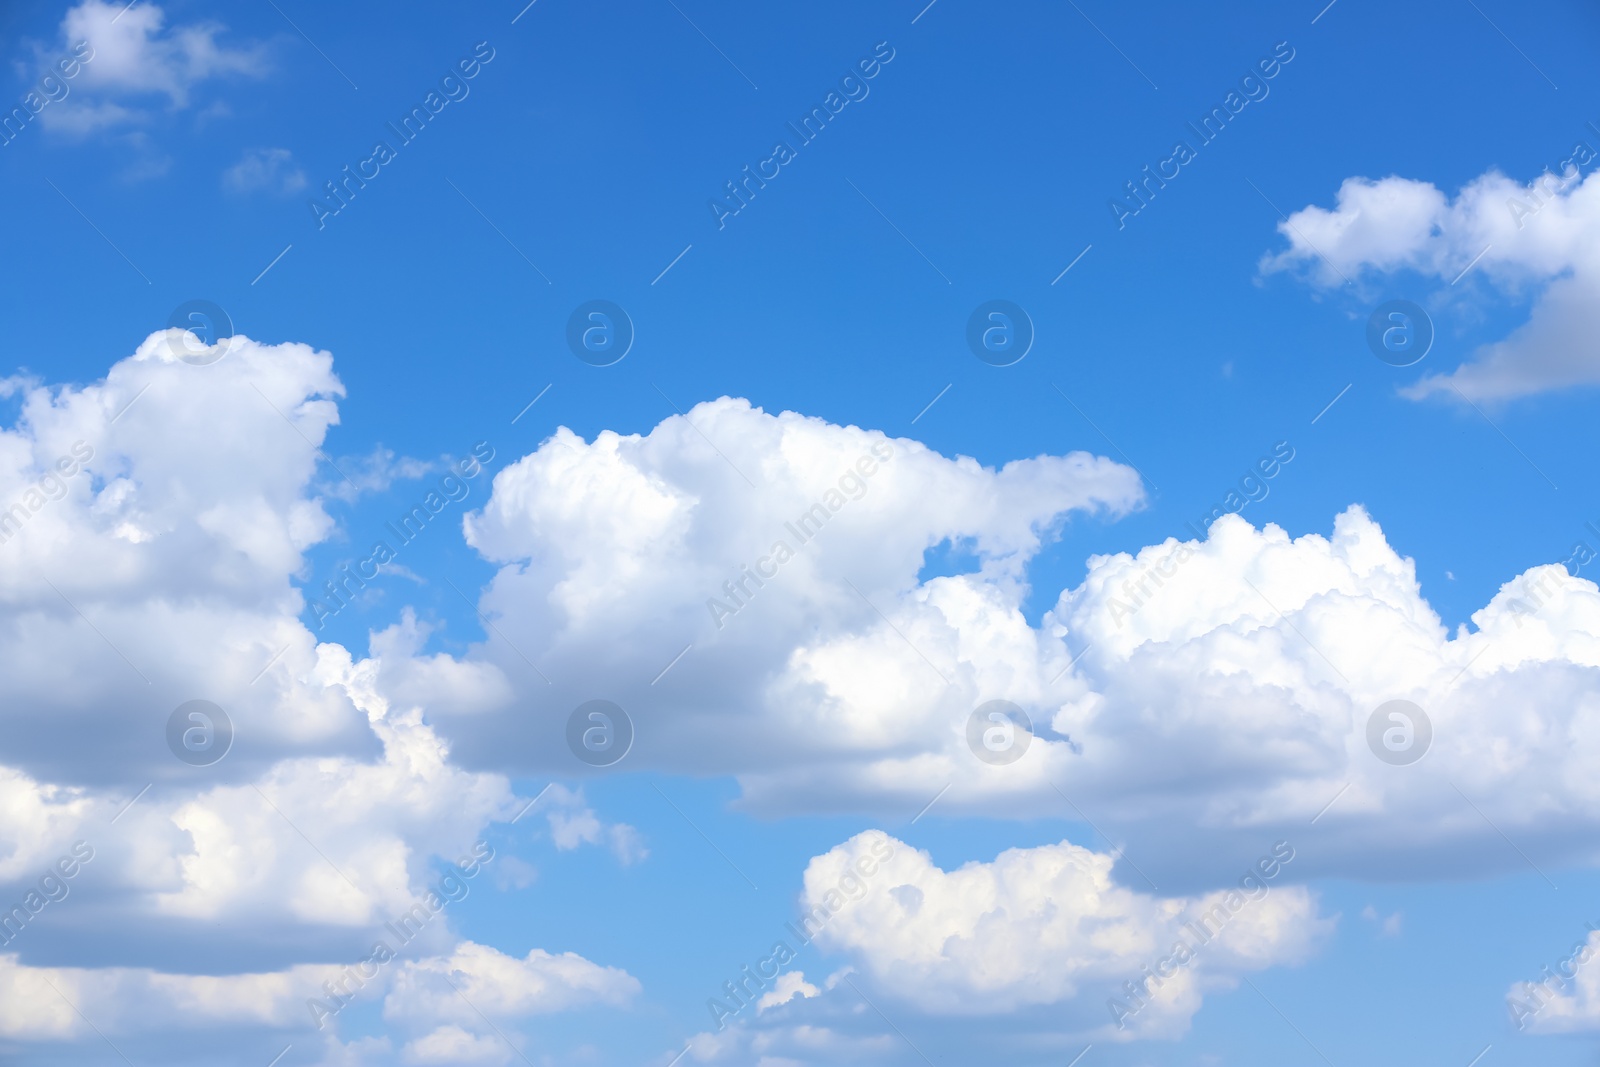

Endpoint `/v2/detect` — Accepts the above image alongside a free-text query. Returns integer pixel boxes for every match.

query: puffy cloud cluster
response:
[432,396,1144,777]
[1260,164,1600,400]
[429,400,1600,884]
[1047,508,1600,882]
[10,326,1600,1061]
[0,330,630,1062]
[0,328,362,787]
[803,832,1326,1035]
[677,830,1330,1061]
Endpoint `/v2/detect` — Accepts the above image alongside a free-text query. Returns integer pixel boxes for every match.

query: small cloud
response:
[223,147,306,195]
[757,971,819,1011]
[378,562,426,585]
[543,785,648,866]
[607,823,648,866]
[321,445,435,503]
[1362,905,1402,937]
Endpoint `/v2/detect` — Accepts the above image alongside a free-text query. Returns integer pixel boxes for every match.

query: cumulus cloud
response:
[0,328,358,789]
[44,0,268,134]
[434,396,1144,781]
[408,400,1600,884]
[1042,507,1600,882]
[804,832,1327,1036]
[0,331,625,1065]
[678,831,1329,1061]
[1260,161,1600,401]
[11,325,1600,1060]
[0,328,394,794]
[756,969,819,1010]
[383,940,640,1026]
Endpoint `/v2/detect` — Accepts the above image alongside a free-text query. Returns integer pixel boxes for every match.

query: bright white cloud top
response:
[1261,164,1600,401]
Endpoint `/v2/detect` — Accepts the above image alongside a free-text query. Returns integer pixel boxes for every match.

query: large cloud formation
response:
[429,401,1600,886]
[8,327,1600,1063]
[0,330,632,1064]
[1260,161,1600,401]
[424,396,1144,783]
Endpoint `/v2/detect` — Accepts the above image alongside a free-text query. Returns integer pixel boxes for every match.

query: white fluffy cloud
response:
[11,325,1600,1061]
[44,0,268,134]
[1046,507,1600,881]
[679,830,1329,1062]
[435,396,1144,778]
[804,832,1326,1037]
[0,327,363,790]
[383,940,640,1026]
[0,330,630,1064]
[400,1025,507,1065]
[425,401,1600,883]
[0,327,517,965]
[1261,160,1600,400]
[537,783,647,864]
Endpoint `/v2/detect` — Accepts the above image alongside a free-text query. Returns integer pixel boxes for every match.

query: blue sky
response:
[2,0,1600,1064]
